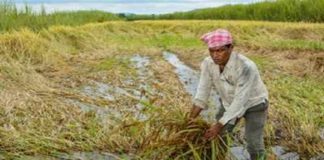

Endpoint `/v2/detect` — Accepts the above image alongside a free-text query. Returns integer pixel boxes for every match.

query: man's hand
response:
[204,123,224,141]
[186,105,203,127]
[189,105,203,119]
[184,104,202,129]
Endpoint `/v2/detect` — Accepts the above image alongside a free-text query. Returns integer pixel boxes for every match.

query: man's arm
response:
[190,58,213,119]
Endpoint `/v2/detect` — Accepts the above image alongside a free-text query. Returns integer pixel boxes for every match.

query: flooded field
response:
[34,52,313,160]
[0,20,323,160]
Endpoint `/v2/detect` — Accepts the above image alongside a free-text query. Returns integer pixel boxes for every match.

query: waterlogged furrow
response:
[58,55,155,159]
[69,54,167,125]
[163,51,220,123]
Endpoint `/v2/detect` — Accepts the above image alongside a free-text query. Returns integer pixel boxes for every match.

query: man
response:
[189,29,269,160]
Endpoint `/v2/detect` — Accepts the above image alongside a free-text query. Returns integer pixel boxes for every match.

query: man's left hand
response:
[204,123,224,140]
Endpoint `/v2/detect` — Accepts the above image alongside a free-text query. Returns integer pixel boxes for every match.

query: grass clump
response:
[0,0,122,33]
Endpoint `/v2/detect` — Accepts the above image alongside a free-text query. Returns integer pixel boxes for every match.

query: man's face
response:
[209,45,232,65]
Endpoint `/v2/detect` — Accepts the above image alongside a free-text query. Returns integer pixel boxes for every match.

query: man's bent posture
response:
[189,29,269,160]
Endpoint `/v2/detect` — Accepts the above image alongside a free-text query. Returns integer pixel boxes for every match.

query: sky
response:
[13,0,265,14]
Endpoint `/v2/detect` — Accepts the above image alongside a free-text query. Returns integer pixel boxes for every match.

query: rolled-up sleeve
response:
[218,65,256,125]
[193,59,212,109]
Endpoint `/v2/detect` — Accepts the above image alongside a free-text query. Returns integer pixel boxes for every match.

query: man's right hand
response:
[189,104,203,119]
[186,105,203,126]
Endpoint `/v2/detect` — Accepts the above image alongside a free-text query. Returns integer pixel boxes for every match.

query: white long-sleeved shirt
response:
[193,52,268,125]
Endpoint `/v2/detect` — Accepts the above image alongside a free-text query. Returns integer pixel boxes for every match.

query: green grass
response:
[267,74,324,153]
[95,56,137,78]
[271,39,324,51]
[148,34,202,49]
[247,55,275,72]
[128,0,324,23]
[0,1,122,33]
[2,0,324,34]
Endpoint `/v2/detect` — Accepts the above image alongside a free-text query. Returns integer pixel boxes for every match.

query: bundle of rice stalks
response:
[114,105,230,160]
[163,119,229,160]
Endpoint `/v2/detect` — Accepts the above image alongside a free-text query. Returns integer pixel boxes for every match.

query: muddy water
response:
[163,51,220,123]
[83,53,153,102]
[162,51,200,96]
[271,146,300,160]
[83,81,141,101]
[55,151,125,160]
[131,54,151,80]
[15,152,123,160]
[67,98,122,124]
[59,55,153,160]
[320,127,324,140]
[81,54,152,102]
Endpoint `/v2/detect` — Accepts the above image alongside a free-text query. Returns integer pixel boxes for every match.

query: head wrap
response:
[200,29,233,49]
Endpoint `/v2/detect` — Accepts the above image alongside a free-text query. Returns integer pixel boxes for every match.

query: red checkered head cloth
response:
[200,29,233,49]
